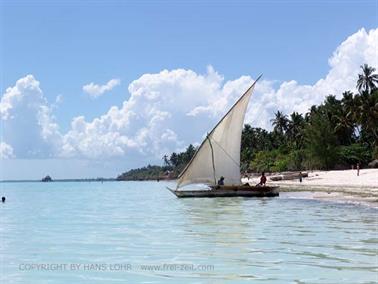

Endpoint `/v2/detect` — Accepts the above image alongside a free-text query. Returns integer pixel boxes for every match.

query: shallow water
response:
[0,181,377,283]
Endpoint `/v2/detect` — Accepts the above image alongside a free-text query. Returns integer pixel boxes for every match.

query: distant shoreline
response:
[2,170,377,207]
[3,169,377,188]
[0,178,173,183]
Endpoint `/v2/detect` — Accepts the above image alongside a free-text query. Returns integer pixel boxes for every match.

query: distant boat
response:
[168,75,279,198]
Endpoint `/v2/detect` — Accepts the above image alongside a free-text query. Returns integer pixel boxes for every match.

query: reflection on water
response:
[0,181,377,283]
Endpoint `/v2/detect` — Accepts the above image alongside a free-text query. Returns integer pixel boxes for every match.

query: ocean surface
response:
[0,181,377,284]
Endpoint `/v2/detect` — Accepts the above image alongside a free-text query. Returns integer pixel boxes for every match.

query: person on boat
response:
[217,176,225,186]
[257,172,267,186]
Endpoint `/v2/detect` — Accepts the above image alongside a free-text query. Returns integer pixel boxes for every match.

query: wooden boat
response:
[168,185,279,198]
[168,75,279,198]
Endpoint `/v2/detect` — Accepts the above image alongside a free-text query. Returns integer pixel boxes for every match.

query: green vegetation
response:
[117,64,378,180]
[117,145,197,180]
[242,64,378,172]
[117,165,165,181]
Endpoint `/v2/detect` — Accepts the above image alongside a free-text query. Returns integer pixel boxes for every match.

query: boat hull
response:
[168,185,279,198]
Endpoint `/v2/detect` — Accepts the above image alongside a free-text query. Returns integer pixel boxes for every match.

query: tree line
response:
[117,64,377,180]
[242,64,377,172]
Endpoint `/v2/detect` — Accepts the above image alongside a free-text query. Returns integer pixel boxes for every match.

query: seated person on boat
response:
[217,176,225,186]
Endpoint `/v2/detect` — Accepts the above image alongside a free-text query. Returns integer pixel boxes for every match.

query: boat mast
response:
[176,74,262,189]
[207,135,217,186]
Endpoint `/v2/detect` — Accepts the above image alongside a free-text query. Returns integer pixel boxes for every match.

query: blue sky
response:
[0,0,377,179]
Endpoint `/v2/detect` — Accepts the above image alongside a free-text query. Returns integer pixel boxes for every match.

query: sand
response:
[243,169,378,206]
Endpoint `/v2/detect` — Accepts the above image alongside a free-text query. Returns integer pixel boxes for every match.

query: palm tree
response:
[341,91,356,120]
[169,152,178,168]
[323,95,342,123]
[357,64,378,94]
[304,113,338,170]
[330,91,357,144]
[270,111,288,134]
[162,154,170,167]
[356,89,378,144]
[287,112,305,148]
[333,110,355,144]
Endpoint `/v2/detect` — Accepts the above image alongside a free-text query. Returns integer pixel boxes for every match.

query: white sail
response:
[176,76,260,189]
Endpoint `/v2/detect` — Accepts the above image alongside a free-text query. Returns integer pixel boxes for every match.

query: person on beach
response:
[256,172,267,186]
[357,162,360,176]
[299,171,303,183]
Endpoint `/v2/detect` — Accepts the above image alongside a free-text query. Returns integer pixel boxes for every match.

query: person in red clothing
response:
[257,172,267,186]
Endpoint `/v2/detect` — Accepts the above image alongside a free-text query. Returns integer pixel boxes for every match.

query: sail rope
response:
[208,136,240,168]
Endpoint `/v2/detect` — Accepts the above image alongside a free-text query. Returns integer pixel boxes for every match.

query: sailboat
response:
[168,75,279,198]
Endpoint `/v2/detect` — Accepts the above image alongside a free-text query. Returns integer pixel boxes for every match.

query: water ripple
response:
[0,181,377,283]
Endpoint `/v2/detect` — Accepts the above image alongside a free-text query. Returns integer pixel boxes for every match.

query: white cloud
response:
[0,142,15,159]
[0,75,61,158]
[245,27,378,129]
[185,28,378,130]
[82,78,120,98]
[62,28,377,158]
[55,94,63,104]
[60,67,225,159]
[1,28,377,162]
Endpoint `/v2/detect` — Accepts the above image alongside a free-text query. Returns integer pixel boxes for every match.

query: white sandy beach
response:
[243,169,378,205]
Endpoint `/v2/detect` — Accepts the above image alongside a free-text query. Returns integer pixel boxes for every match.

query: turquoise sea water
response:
[0,181,377,284]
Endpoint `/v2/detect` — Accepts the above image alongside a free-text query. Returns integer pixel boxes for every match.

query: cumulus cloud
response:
[61,27,378,158]
[58,66,255,159]
[0,142,15,159]
[252,28,377,128]
[1,28,377,162]
[0,75,61,158]
[61,67,225,159]
[82,78,120,98]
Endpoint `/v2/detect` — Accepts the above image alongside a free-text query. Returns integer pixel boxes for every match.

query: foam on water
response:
[1,181,377,283]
